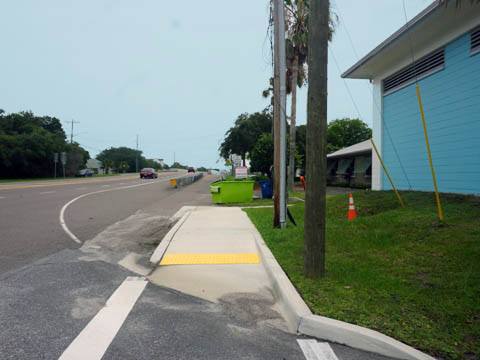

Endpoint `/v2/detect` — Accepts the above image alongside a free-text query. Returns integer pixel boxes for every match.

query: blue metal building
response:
[342,2,480,195]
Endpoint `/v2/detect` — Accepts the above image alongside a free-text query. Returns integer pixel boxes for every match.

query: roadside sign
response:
[230,154,242,166]
[53,153,58,162]
[61,152,66,165]
[235,166,248,179]
[226,159,231,165]
[232,158,242,167]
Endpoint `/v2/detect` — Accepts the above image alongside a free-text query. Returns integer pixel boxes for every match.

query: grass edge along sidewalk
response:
[244,191,480,360]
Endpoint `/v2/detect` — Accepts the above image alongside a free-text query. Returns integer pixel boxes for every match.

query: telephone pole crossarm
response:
[68,120,80,144]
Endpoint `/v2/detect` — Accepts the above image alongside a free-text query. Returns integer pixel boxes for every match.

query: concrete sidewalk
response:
[148,205,434,360]
[148,206,292,331]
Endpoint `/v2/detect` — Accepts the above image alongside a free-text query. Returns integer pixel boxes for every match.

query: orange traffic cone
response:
[348,194,357,221]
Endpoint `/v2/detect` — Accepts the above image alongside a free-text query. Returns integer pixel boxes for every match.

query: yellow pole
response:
[415,84,444,221]
[370,138,405,207]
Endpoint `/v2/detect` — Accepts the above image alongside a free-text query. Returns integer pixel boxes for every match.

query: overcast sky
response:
[0,0,432,168]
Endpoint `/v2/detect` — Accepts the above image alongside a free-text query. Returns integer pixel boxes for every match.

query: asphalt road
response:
[0,172,395,360]
[0,172,211,275]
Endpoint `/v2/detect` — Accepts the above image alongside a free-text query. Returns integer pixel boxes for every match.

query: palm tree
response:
[284,0,334,191]
[102,159,113,174]
[285,0,308,191]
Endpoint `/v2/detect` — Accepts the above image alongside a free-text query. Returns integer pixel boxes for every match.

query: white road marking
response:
[101,185,110,187]
[313,343,338,360]
[39,191,56,195]
[0,196,4,199]
[297,340,338,360]
[75,187,88,190]
[59,176,176,244]
[58,276,147,360]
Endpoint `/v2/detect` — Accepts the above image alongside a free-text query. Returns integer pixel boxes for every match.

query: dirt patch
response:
[71,297,105,319]
[79,210,176,273]
[218,291,282,328]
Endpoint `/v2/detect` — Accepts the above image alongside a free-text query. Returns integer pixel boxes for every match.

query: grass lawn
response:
[217,197,303,207]
[244,191,480,359]
[290,190,305,200]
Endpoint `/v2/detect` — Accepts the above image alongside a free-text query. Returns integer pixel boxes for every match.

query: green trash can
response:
[210,180,254,204]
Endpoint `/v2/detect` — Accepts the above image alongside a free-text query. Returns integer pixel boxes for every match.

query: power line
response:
[329,45,364,121]
[65,119,80,144]
[77,143,104,153]
[331,0,412,189]
[401,0,418,70]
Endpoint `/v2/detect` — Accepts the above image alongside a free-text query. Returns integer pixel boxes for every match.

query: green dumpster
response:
[210,180,254,204]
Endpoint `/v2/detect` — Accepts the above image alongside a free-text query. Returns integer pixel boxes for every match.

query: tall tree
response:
[219,110,272,165]
[295,124,306,170]
[327,118,372,153]
[285,0,308,191]
[283,0,335,191]
[0,110,72,178]
[304,0,329,278]
[118,162,129,173]
[64,142,90,177]
[97,146,142,173]
[250,133,274,178]
[102,158,114,174]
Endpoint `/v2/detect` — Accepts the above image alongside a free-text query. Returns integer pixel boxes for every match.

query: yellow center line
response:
[160,253,260,266]
[0,175,143,191]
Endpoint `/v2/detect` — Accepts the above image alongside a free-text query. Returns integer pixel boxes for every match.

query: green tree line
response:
[219,109,371,177]
[96,147,162,173]
[0,109,89,178]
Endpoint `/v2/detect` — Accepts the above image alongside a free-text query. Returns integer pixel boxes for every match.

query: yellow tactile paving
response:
[160,253,260,266]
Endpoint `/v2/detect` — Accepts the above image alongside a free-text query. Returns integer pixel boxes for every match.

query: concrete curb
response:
[149,207,195,265]
[251,230,311,330]
[250,228,435,360]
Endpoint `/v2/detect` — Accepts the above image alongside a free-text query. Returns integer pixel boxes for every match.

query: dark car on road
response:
[187,167,195,173]
[75,169,94,177]
[140,168,158,179]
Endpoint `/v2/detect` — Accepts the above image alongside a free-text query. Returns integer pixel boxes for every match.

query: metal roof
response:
[327,140,372,159]
[341,1,439,79]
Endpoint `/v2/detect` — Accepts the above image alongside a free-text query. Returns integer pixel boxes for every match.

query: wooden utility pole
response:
[67,119,80,144]
[304,0,329,278]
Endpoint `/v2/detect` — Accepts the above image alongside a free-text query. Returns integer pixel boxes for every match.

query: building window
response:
[471,26,480,56]
[383,48,445,95]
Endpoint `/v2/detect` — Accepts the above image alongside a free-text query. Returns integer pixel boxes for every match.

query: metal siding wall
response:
[382,33,480,194]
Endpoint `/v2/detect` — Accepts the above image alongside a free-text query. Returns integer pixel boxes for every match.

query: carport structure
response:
[327,140,372,188]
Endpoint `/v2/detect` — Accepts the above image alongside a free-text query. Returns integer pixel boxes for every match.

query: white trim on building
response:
[371,80,383,191]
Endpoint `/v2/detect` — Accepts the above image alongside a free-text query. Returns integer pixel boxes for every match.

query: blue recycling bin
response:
[259,180,273,199]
